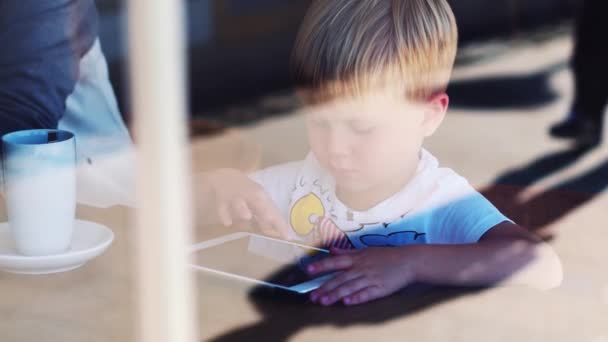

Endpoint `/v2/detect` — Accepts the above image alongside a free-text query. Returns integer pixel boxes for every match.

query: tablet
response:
[189,232,336,293]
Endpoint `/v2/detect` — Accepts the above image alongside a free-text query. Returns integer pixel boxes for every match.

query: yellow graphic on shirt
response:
[290,193,325,236]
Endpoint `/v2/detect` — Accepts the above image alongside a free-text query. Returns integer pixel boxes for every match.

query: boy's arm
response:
[307,222,563,306]
[193,169,288,237]
[411,222,563,290]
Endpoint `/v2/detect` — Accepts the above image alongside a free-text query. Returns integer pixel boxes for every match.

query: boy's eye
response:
[350,124,376,134]
[310,119,329,128]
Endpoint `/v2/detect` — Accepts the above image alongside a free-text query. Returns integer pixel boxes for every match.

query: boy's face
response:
[305,93,446,201]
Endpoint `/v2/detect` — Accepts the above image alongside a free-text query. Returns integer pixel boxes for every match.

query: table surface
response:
[1,117,608,341]
[1,195,606,342]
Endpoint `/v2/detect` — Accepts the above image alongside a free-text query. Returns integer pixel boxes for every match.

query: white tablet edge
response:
[188,231,334,294]
[189,263,294,292]
[288,273,335,293]
[189,232,330,253]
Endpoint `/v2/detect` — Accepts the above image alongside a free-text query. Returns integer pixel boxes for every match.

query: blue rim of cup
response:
[2,129,74,146]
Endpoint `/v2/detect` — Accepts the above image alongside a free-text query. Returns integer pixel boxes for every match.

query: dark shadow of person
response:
[448,62,567,110]
[207,237,539,342]
[481,145,608,239]
[207,280,483,342]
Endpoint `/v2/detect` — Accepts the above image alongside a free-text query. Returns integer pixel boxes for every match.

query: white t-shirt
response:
[250,149,510,249]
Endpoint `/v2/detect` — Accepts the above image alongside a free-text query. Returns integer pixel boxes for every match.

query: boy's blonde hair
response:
[292,0,458,103]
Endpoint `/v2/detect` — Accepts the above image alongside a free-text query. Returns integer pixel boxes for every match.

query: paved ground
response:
[197,28,608,341]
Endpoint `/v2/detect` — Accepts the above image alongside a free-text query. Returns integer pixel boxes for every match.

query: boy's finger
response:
[343,286,384,306]
[256,222,284,238]
[217,203,233,226]
[248,199,290,238]
[231,198,253,221]
[307,255,353,274]
[255,216,290,239]
[266,214,291,239]
[251,210,287,238]
[311,271,362,301]
[320,277,371,306]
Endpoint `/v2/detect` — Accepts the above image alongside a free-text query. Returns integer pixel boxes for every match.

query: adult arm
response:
[0,0,97,136]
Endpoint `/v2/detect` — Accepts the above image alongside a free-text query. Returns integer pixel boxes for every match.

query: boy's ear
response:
[422,93,449,137]
[295,88,315,105]
[295,88,309,99]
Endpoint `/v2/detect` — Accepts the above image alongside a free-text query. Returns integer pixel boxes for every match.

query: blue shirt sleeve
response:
[427,192,512,244]
[0,0,98,136]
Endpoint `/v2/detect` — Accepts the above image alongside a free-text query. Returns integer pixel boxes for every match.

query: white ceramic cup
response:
[2,129,77,256]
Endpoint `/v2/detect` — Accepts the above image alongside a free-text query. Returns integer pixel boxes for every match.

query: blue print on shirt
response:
[357,219,426,247]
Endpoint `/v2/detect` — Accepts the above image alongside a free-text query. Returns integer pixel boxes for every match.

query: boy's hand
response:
[307,247,416,306]
[200,169,290,238]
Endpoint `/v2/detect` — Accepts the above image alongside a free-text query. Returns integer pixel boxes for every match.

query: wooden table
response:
[0,203,135,342]
[0,198,608,342]
[1,130,607,342]
[0,204,599,342]
[0,204,455,342]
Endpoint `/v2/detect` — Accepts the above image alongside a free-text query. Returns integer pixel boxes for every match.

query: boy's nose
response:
[326,130,351,158]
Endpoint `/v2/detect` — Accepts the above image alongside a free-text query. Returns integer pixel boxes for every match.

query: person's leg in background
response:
[550,0,608,147]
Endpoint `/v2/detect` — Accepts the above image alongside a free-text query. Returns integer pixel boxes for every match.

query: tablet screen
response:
[193,234,332,289]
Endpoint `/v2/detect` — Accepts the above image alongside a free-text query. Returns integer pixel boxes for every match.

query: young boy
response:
[198,0,562,306]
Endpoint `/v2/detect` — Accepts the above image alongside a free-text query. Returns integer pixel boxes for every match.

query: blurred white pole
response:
[128,0,197,341]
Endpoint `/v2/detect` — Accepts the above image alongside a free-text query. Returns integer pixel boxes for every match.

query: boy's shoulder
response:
[404,149,501,224]
[416,149,474,202]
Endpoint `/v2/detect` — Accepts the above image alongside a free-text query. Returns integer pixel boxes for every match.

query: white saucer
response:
[0,220,114,275]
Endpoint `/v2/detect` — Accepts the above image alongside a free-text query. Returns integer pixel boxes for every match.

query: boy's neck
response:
[336,157,420,212]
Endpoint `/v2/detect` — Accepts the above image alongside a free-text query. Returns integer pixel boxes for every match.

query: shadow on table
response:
[448,62,567,110]
[208,282,484,342]
[207,239,539,342]
[481,145,608,239]
[206,226,543,341]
